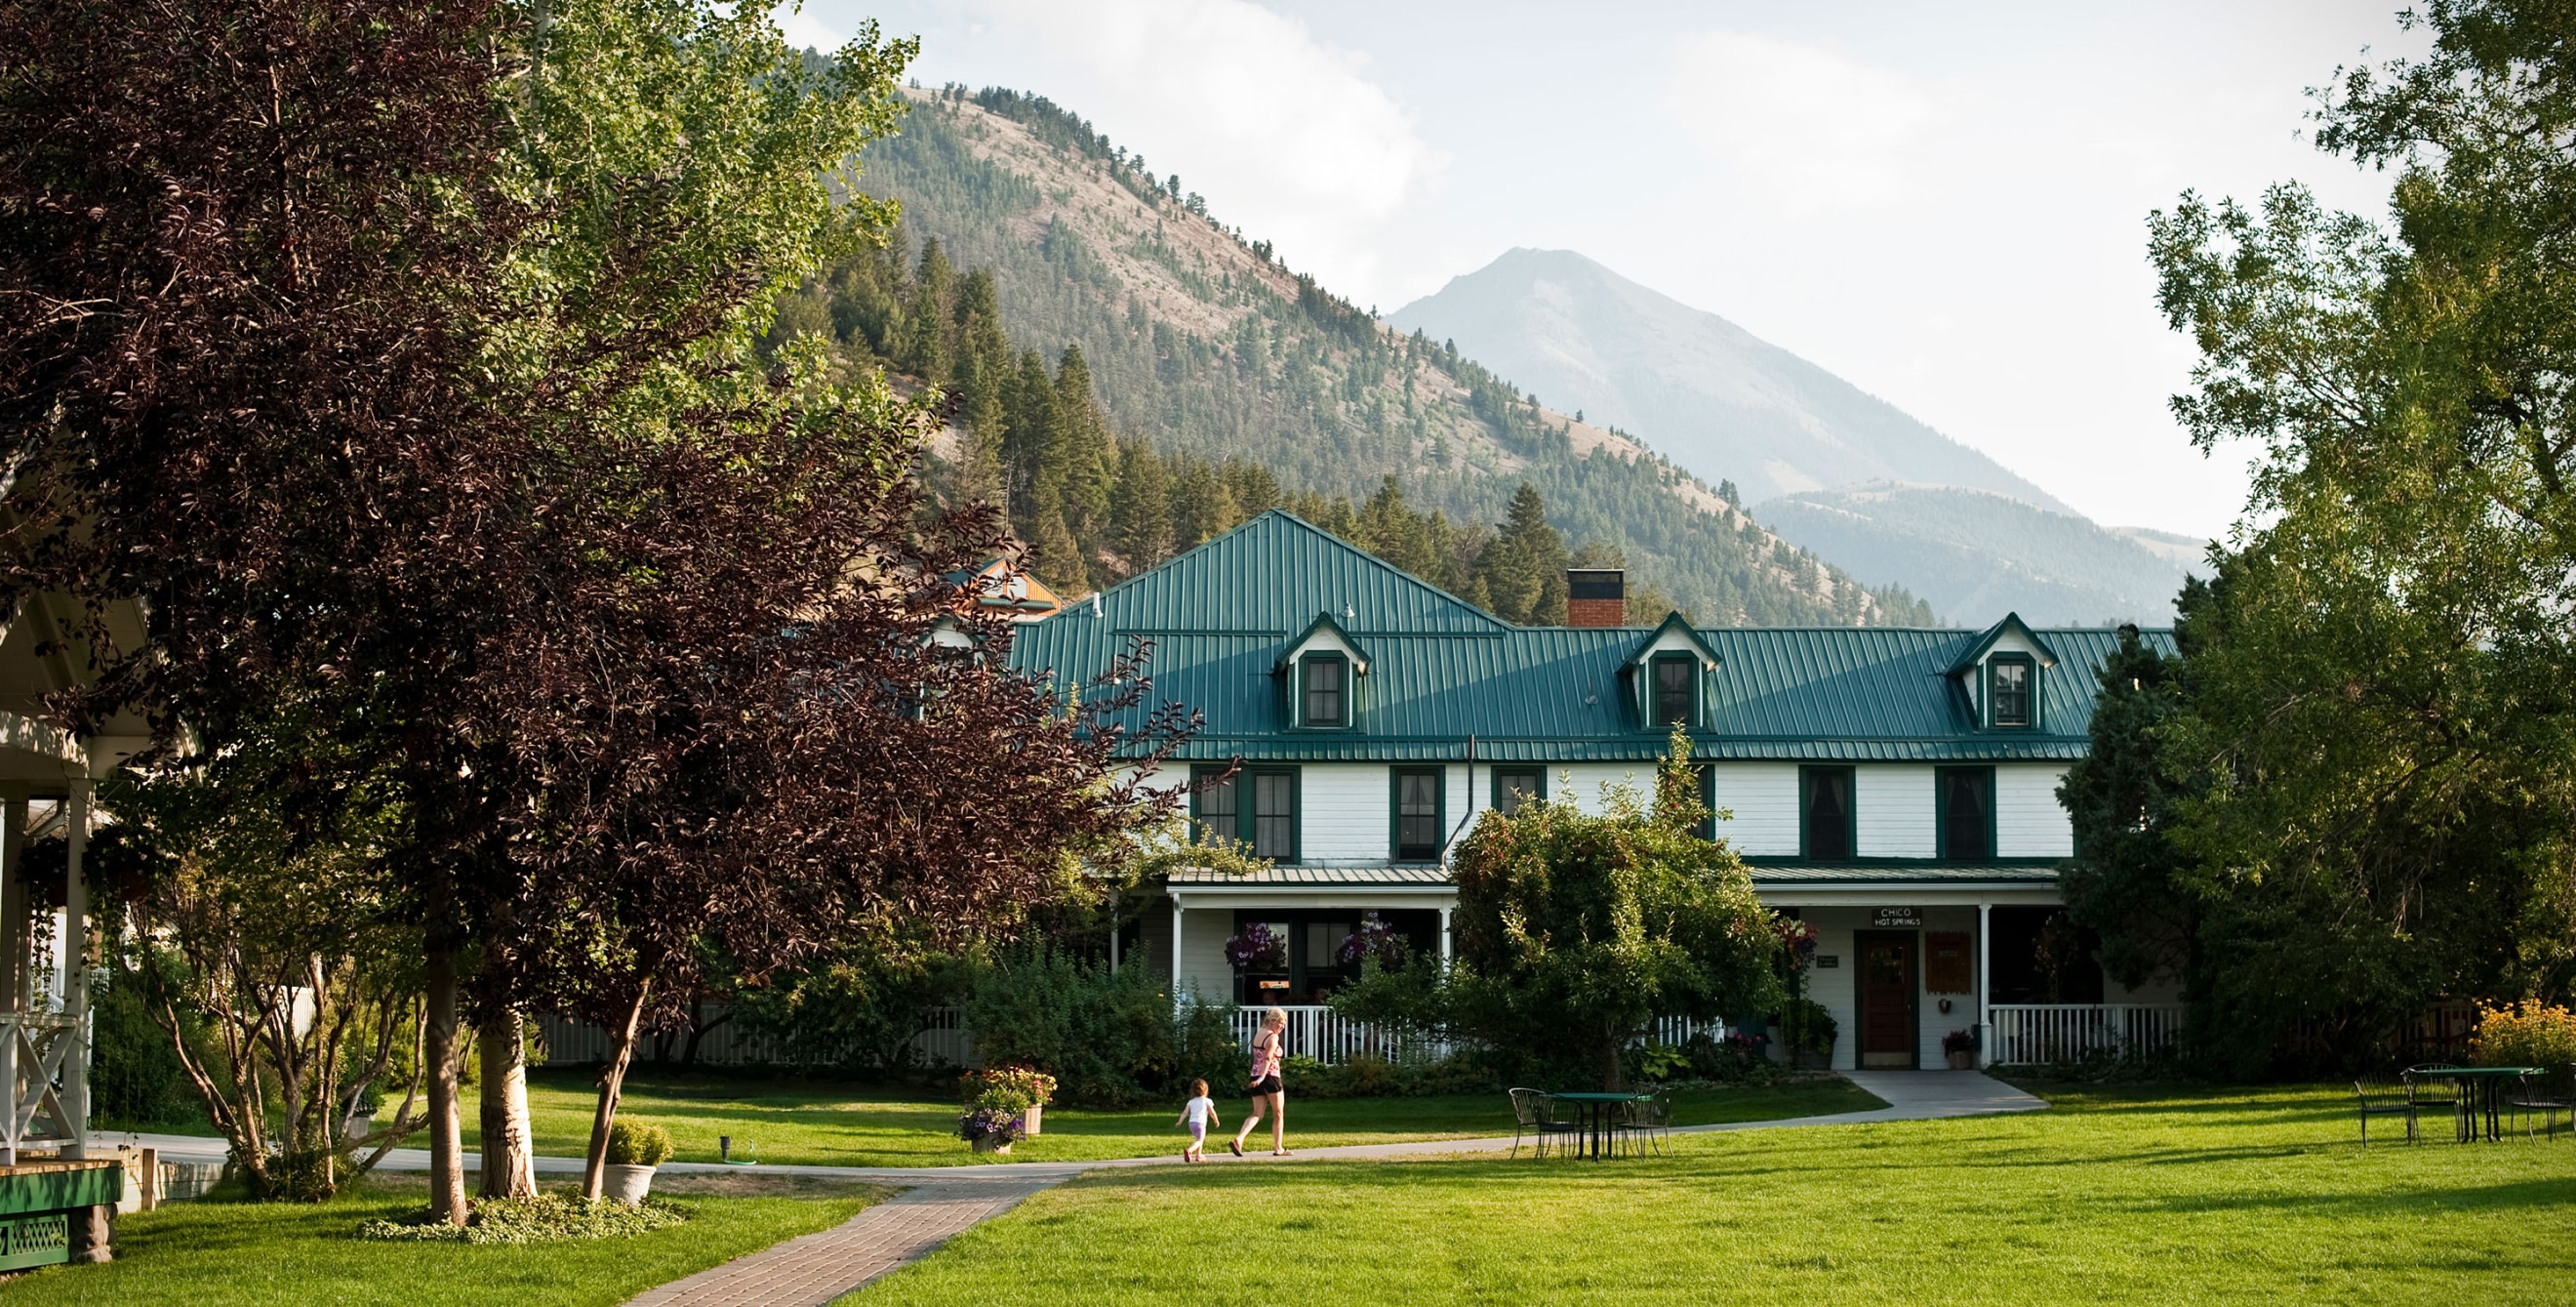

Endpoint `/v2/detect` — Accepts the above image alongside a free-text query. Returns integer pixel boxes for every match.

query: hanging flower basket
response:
[1334,913,1408,969]
[1225,922,1287,970]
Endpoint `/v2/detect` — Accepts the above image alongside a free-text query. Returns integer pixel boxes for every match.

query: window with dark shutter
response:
[1940,767,1992,862]
[1804,767,1852,861]
[1253,771,1297,859]
[1192,766,1237,845]
[1492,767,1545,816]
[1989,657,2033,728]
[1393,768,1443,861]
[1652,654,1695,728]
[1302,655,1346,727]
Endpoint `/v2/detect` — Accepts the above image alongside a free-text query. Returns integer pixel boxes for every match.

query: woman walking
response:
[1230,1006,1290,1157]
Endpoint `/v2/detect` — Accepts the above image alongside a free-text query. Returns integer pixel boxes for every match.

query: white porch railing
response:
[1230,1004,1445,1066]
[1229,1006,1729,1067]
[1987,1003,2186,1066]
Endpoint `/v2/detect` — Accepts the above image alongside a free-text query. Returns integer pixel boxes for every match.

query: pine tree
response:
[1225,461,1282,517]
[1002,347,1057,526]
[1030,509,1088,595]
[1107,439,1172,573]
[1052,345,1115,541]
[902,239,953,380]
[1170,455,1238,550]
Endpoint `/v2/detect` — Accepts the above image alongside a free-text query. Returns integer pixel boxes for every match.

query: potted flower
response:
[963,1066,1058,1137]
[1942,1029,1977,1071]
[956,1104,1028,1154]
[602,1119,673,1205]
[1776,999,1838,1070]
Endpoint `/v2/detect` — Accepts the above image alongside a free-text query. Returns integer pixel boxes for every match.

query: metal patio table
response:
[1550,1091,1654,1160]
[2419,1066,2543,1141]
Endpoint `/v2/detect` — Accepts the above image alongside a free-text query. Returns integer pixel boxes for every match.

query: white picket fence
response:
[536,1005,976,1070]
[1986,1003,2187,1066]
[1227,1005,1729,1068]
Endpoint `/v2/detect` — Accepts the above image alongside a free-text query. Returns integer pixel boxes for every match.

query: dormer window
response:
[1989,655,2034,729]
[1302,654,1347,728]
[1651,653,1696,728]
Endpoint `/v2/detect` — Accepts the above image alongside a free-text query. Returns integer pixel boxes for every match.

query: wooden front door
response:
[1857,933,1918,1069]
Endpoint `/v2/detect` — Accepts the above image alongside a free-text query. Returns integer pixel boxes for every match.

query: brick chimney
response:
[1567,568,1625,628]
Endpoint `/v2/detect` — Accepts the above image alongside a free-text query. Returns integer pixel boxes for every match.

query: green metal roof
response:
[1006,511,2172,762]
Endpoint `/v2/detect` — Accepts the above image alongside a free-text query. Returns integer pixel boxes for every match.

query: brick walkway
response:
[623,1173,1062,1307]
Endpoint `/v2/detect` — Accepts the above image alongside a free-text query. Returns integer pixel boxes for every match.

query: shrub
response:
[605,1119,673,1167]
[1776,999,1837,1056]
[1681,1031,1782,1083]
[357,1194,686,1244]
[963,942,1207,1106]
[1272,1053,1502,1099]
[2471,1001,2576,1088]
[89,961,205,1127]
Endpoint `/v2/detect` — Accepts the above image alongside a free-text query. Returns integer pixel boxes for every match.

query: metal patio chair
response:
[1508,1088,1582,1160]
[1615,1090,1673,1158]
[2404,1063,2469,1141]
[2505,1069,2572,1141]
[2355,1079,2419,1145]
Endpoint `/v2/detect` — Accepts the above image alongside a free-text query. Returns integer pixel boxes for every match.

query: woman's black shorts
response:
[1247,1074,1282,1095]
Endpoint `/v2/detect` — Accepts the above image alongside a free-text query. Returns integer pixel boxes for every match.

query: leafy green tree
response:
[1347,731,1780,1088]
[2057,620,2198,997]
[2146,0,2576,1063]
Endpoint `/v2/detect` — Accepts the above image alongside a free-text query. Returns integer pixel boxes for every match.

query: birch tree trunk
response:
[424,936,467,1225]
[476,1007,538,1199]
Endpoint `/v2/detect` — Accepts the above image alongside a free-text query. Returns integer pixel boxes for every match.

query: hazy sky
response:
[781,1,2424,538]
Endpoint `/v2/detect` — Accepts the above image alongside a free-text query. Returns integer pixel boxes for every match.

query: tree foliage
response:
[2144,0,2576,1069]
[1350,731,1781,1088]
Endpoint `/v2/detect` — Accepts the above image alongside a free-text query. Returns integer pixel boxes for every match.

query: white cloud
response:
[770,2,845,54]
[1661,31,1933,216]
[888,0,1446,299]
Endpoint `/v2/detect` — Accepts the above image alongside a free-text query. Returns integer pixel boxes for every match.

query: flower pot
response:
[1792,1048,1832,1070]
[971,1136,1012,1155]
[602,1164,657,1206]
[1022,1104,1043,1137]
[1946,1049,1975,1071]
[342,1109,379,1144]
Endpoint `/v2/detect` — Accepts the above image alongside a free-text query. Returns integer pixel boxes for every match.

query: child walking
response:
[1177,1079,1220,1162]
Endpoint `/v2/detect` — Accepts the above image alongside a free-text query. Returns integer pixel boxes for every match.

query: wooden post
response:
[140,1146,159,1211]
[0,792,21,1167]
[62,782,90,1160]
[1976,901,1992,1070]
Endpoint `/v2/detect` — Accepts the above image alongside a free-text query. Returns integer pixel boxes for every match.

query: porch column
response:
[1169,899,1184,1007]
[61,782,88,1159]
[0,793,20,1165]
[1438,906,1452,967]
[1976,900,1992,1070]
[1107,889,1120,975]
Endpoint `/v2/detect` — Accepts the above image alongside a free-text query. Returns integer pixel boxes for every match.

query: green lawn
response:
[851,1082,2576,1305]
[0,1174,882,1307]
[491,1070,1884,1166]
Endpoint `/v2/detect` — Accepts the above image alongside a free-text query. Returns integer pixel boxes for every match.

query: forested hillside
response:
[776,81,1931,627]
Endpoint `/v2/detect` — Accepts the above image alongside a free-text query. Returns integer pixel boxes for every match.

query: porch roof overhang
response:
[1163,863,1456,911]
[1750,862,2062,908]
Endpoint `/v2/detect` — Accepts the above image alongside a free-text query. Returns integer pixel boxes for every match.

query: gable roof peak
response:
[1948,611,2060,675]
[1627,610,1721,668]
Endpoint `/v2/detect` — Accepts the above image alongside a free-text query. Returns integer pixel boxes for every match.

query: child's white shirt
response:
[1184,1095,1215,1124]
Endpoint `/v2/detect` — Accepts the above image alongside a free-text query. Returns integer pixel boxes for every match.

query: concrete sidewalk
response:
[89,1071,2047,1305]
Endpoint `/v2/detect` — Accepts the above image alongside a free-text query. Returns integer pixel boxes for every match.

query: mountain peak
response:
[1390,249,2077,515]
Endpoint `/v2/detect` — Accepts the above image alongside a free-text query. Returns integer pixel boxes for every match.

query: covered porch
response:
[1751,865,2184,1071]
